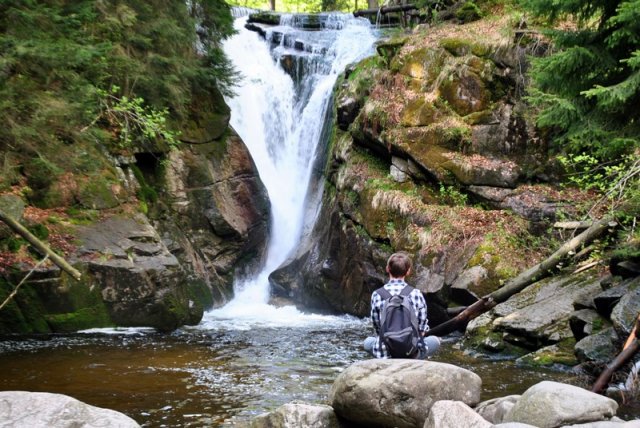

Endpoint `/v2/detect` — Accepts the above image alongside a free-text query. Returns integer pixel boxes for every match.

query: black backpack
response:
[376,285,424,358]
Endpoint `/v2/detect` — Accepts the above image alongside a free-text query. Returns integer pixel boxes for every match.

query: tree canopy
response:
[521,0,640,161]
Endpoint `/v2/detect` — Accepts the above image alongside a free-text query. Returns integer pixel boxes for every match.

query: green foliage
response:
[438,183,468,205]
[0,0,237,205]
[456,2,483,23]
[558,153,630,192]
[521,0,640,161]
[98,86,179,151]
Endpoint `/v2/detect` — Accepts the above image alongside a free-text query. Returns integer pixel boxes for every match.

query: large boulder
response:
[0,391,139,427]
[475,395,520,424]
[329,359,482,428]
[250,402,341,428]
[465,273,603,352]
[424,400,491,428]
[503,381,618,427]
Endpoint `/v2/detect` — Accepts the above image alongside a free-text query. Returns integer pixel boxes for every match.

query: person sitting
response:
[363,251,440,359]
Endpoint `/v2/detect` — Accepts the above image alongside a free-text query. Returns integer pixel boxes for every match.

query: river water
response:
[0,11,638,428]
[0,325,584,427]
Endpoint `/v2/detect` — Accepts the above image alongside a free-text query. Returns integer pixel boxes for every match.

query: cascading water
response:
[200,13,377,326]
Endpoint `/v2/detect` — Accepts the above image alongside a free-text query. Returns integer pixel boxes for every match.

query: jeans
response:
[363,335,441,359]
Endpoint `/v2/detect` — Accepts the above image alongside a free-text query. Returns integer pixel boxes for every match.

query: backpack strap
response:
[375,286,392,300]
[399,285,414,297]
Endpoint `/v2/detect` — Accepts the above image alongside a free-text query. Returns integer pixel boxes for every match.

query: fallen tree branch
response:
[426,217,616,337]
[0,255,50,311]
[592,335,640,394]
[353,4,417,17]
[553,221,592,230]
[0,210,81,280]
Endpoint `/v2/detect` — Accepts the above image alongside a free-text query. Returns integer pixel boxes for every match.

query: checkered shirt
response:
[370,279,429,359]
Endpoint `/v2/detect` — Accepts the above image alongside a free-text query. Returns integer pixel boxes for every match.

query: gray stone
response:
[0,391,140,427]
[569,309,607,341]
[575,327,619,364]
[493,423,538,428]
[610,286,640,336]
[504,381,618,428]
[475,395,520,424]
[0,194,25,221]
[594,278,639,318]
[330,359,482,428]
[561,421,640,427]
[492,274,602,346]
[250,402,341,428]
[451,266,488,305]
[423,400,491,428]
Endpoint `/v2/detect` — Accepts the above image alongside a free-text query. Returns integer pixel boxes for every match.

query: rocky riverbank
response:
[251,359,635,428]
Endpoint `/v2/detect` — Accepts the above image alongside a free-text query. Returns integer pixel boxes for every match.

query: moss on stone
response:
[77,174,121,210]
[456,2,483,24]
[45,307,113,332]
[376,36,408,65]
[440,37,489,57]
[0,277,51,334]
[391,48,448,86]
[517,339,578,367]
[247,11,281,26]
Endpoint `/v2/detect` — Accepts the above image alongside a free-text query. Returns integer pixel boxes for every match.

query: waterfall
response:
[200,13,376,326]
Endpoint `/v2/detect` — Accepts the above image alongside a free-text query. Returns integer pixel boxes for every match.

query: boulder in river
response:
[424,400,492,428]
[0,391,140,427]
[503,381,619,427]
[329,359,481,428]
[250,401,341,428]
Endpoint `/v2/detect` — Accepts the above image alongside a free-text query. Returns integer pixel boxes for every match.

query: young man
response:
[363,252,441,359]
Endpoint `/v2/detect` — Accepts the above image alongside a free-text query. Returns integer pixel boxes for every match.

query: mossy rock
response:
[248,11,281,26]
[0,277,51,334]
[456,1,482,24]
[376,36,408,64]
[77,175,122,210]
[400,98,442,127]
[45,307,112,332]
[440,38,490,57]
[179,87,231,144]
[391,47,448,86]
[438,68,491,116]
[516,339,578,367]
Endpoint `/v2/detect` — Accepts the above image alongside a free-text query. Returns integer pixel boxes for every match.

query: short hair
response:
[387,252,412,278]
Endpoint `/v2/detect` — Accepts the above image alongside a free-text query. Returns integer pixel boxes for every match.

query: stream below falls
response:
[0,317,603,427]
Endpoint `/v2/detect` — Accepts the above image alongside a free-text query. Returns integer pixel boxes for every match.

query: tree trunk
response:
[426,217,616,337]
[592,313,640,394]
[270,0,276,11]
[0,210,81,280]
[354,3,416,16]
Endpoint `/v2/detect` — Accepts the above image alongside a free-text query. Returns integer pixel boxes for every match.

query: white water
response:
[200,14,376,328]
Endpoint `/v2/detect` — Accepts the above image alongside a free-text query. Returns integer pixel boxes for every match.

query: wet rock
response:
[250,401,340,428]
[610,286,640,336]
[77,215,202,331]
[337,96,361,131]
[0,391,140,427]
[562,420,640,427]
[594,277,640,318]
[574,327,619,364]
[503,381,618,427]
[424,400,491,428]
[491,274,602,347]
[450,266,488,305]
[569,309,609,341]
[475,395,520,424]
[329,359,481,428]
